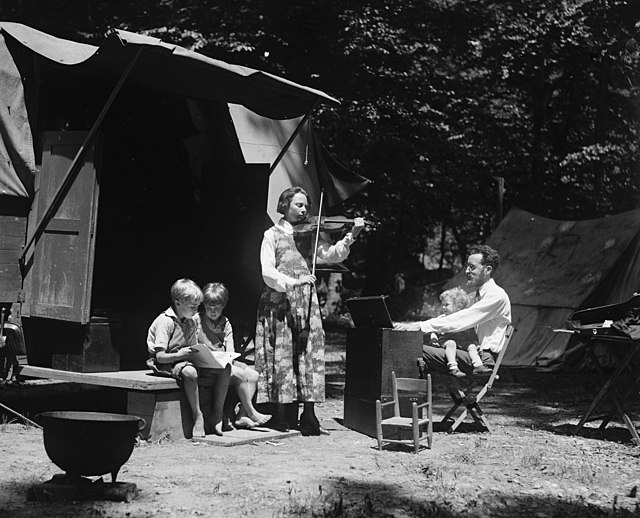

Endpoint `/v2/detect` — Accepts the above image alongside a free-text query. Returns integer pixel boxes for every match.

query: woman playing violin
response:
[254,186,364,435]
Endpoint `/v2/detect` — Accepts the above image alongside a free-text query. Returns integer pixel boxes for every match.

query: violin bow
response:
[301,189,324,341]
[311,188,324,277]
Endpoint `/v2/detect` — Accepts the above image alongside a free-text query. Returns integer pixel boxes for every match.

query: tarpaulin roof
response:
[228,104,371,223]
[0,22,343,200]
[0,30,33,198]
[445,207,640,369]
[0,23,339,119]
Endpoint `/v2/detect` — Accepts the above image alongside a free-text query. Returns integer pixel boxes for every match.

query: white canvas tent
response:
[446,207,640,369]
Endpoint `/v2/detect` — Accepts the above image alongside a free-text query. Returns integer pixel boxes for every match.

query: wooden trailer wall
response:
[0,199,28,305]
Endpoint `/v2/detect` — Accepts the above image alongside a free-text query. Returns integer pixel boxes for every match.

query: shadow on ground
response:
[289,477,640,517]
[326,356,640,447]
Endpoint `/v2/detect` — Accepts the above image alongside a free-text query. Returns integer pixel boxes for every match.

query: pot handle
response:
[137,417,147,431]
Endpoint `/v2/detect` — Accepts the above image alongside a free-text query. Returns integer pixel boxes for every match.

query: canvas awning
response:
[228,104,371,223]
[0,23,339,118]
[0,22,342,199]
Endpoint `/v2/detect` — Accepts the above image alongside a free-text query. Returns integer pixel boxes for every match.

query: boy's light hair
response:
[203,282,229,307]
[440,287,471,312]
[171,278,203,305]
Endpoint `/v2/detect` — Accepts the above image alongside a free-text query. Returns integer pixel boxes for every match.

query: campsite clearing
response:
[1,342,640,517]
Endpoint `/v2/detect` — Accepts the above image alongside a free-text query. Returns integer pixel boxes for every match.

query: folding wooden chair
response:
[375,371,433,453]
[438,325,513,433]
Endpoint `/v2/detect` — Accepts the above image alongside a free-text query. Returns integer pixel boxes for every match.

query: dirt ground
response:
[1,335,640,517]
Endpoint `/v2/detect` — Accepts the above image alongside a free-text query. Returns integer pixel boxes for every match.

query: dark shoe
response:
[283,403,300,430]
[299,412,329,436]
[263,416,289,432]
[473,365,492,376]
[300,424,330,436]
[449,368,466,378]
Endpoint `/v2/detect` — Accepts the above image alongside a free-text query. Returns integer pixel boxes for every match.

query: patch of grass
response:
[0,414,18,432]
[519,446,607,486]
[453,451,477,465]
[420,465,443,481]
[521,449,545,469]
[420,464,459,492]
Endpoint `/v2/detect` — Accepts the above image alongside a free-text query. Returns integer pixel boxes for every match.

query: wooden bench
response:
[17,365,217,441]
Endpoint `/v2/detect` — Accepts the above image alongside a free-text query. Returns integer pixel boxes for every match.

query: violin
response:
[292,216,372,235]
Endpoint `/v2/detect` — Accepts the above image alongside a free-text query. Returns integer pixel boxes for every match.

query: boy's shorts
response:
[434,330,477,349]
[147,359,227,382]
[149,360,194,381]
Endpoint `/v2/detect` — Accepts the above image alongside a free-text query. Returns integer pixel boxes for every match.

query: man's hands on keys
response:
[393,322,422,332]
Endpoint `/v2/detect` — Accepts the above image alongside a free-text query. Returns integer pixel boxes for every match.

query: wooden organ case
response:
[343,328,424,437]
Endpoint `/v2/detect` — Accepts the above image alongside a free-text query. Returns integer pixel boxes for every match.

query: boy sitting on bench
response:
[147,278,230,438]
[197,282,271,429]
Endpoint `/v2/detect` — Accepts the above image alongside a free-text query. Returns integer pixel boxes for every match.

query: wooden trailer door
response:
[22,131,101,323]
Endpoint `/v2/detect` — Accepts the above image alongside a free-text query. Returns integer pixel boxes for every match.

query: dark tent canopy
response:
[0,22,345,201]
[2,23,338,118]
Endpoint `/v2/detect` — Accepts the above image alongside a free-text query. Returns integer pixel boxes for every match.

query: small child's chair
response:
[375,371,433,453]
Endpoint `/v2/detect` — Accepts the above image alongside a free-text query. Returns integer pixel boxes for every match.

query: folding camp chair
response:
[375,371,433,453]
[418,325,513,433]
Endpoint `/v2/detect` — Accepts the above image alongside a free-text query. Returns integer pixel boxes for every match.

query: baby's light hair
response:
[202,282,229,307]
[171,278,203,305]
[440,287,471,312]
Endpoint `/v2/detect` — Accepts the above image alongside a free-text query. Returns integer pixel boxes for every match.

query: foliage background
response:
[2,0,640,294]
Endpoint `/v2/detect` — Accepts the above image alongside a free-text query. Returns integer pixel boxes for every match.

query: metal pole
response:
[495,176,505,224]
[0,401,42,429]
[269,98,320,175]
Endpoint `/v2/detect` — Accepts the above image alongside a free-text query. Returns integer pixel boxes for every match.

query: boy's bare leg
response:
[182,366,205,437]
[468,344,492,374]
[444,340,465,377]
[208,364,231,436]
[467,344,483,367]
[233,366,271,427]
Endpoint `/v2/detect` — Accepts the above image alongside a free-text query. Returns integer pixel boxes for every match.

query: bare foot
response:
[249,412,272,427]
[207,415,233,433]
[222,419,235,432]
[192,414,205,438]
[234,416,257,429]
[211,420,224,436]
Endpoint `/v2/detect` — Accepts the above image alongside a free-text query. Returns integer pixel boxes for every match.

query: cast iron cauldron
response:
[38,411,145,482]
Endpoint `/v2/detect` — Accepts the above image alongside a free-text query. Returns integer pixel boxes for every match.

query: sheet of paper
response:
[190,344,240,369]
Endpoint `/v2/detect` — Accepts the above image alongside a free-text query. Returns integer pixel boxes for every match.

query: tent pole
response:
[269,98,320,175]
[0,401,42,429]
[19,46,144,265]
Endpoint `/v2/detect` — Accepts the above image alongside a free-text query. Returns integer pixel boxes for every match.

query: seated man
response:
[395,245,511,375]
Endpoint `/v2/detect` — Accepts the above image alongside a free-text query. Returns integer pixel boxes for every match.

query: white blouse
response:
[260,218,355,292]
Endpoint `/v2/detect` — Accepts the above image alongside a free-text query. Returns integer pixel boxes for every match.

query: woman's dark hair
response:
[277,187,311,215]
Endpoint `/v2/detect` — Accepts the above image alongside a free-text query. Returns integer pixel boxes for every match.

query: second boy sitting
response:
[197,282,271,429]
